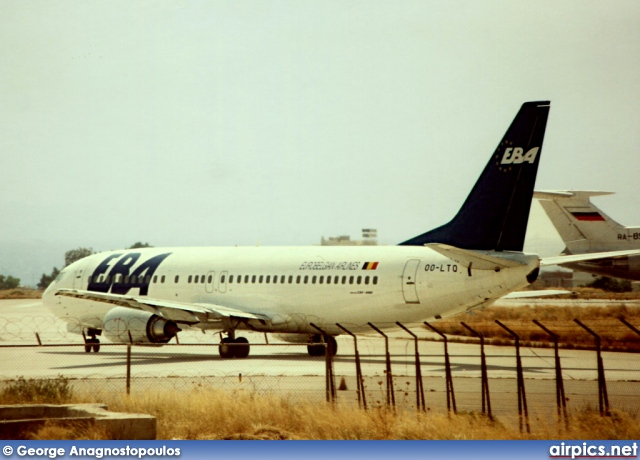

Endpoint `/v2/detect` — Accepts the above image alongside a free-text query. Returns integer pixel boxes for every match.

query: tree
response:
[38,267,60,290]
[0,275,20,290]
[129,242,153,249]
[584,276,633,293]
[64,248,94,267]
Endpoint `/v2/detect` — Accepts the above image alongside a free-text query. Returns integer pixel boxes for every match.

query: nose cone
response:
[42,280,57,310]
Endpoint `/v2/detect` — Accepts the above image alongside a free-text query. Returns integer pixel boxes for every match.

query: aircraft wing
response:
[540,249,640,267]
[501,289,572,299]
[425,244,526,270]
[54,288,270,324]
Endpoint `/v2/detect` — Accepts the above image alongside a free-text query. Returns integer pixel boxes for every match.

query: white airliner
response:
[43,101,640,358]
[534,191,640,281]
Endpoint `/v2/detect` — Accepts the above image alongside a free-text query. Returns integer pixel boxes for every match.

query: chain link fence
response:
[3,313,640,424]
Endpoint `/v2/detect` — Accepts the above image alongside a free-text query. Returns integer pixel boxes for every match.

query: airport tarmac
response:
[1,299,639,417]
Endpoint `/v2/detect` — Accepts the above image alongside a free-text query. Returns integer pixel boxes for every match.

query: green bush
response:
[1,375,73,404]
[584,276,633,293]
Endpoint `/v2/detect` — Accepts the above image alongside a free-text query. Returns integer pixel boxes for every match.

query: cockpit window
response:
[54,271,66,283]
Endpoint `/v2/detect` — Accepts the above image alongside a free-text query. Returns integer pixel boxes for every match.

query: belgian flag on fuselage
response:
[400,101,550,252]
[362,262,379,270]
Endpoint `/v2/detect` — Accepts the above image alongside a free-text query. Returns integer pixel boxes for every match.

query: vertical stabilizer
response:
[534,191,635,253]
[401,101,550,251]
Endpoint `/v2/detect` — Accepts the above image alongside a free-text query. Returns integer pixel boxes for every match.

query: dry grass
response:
[0,288,42,299]
[5,389,638,440]
[429,303,640,352]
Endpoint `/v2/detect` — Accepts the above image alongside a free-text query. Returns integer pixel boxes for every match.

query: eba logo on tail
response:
[501,147,539,165]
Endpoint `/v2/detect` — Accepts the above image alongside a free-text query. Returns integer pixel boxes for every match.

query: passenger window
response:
[153,275,157,283]
[266,275,270,283]
[208,275,213,283]
[349,276,354,284]
[189,275,193,283]
[125,275,130,283]
[161,275,165,283]
[357,276,361,284]
[289,275,293,284]
[229,275,234,283]
[312,276,316,284]
[335,276,340,284]
[373,276,378,285]
[175,275,179,283]
[319,276,324,284]
[365,276,369,285]
[245,275,249,283]
[259,275,263,284]
[272,275,277,284]
[281,275,286,284]
[252,275,256,283]
[304,275,308,284]
[221,275,226,284]
[194,275,199,283]
[296,275,301,284]
[342,276,346,284]
[145,275,151,284]
[326,276,331,285]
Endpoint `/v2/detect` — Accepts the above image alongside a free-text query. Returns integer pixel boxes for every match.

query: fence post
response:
[620,317,640,337]
[574,319,609,416]
[336,323,367,410]
[310,323,336,404]
[461,322,492,419]
[126,345,132,395]
[367,323,395,410]
[396,322,426,412]
[424,321,457,414]
[533,319,568,429]
[495,320,530,433]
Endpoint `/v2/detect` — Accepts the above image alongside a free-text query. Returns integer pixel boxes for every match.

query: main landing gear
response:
[218,331,250,359]
[307,334,337,357]
[84,329,101,353]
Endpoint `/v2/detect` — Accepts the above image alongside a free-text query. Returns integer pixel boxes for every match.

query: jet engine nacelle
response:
[102,307,181,344]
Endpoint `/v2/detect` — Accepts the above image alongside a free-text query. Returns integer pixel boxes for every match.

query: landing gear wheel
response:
[219,337,235,359]
[307,343,324,357]
[85,337,100,353]
[326,335,338,356]
[306,335,338,357]
[234,337,250,359]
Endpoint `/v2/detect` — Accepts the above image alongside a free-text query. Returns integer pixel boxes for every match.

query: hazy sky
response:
[1,1,639,286]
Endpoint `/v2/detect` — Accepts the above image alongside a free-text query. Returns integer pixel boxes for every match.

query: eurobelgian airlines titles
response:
[43,101,640,358]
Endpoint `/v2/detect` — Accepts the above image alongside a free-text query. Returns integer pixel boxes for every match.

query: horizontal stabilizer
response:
[534,190,614,200]
[502,289,572,299]
[55,289,269,323]
[541,249,640,267]
[425,244,526,270]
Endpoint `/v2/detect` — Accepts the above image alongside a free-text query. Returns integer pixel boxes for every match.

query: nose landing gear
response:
[83,329,101,353]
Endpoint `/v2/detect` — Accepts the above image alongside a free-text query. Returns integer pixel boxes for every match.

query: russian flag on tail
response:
[571,212,605,221]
